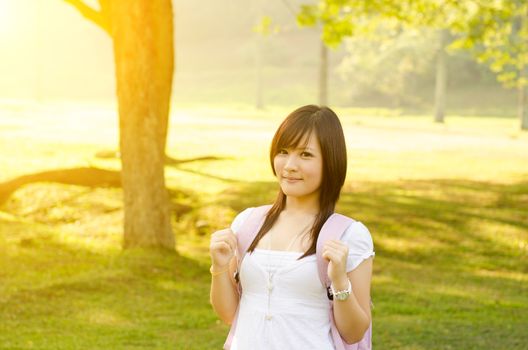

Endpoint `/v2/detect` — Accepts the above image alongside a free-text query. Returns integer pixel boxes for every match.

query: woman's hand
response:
[322,239,349,288]
[209,228,237,269]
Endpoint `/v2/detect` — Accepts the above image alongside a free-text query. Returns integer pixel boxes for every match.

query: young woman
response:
[209,105,375,349]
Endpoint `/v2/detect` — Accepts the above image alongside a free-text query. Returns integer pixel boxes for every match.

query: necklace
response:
[263,220,313,320]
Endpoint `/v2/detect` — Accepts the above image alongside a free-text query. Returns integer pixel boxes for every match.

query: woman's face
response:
[273,131,323,200]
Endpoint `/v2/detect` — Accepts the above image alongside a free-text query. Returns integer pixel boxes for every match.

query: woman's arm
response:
[332,257,373,344]
[209,255,240,324]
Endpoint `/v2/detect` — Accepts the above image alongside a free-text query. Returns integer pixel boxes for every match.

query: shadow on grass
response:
[0,153,231,210]
[211,176,528,349]
[215,177,527,263]
[1,176,527,349]
[0,217,220,349]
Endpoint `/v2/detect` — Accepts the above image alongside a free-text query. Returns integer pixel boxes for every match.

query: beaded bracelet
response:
[210,265,229,277]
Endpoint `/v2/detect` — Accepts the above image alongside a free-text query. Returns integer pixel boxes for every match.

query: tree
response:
[298,0,528,129]
[335,24,439,108]
[296,0,447,112]
[296,1,350,106]
[319,40,328,105]
[252,14,273,110]
[252,7,287,109]
[434,29,449,123]
[256,3,330,106]
[448,0,528,130]
[64,0,175,249]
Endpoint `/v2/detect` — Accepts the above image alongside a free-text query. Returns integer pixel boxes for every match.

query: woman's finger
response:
[225,231,237,253]
[211,241,232,253]
[324,245,347,257]
[324,240,348,250]
[322,250,339,263]
[211,229,237,253]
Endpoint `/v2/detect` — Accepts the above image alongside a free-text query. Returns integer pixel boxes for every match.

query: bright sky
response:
[0,0,114,102]
[0,0,31,44]
[0,0,310,104]
[0,0,15,37]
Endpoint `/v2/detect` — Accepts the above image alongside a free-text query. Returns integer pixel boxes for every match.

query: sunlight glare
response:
[0,0,16,36]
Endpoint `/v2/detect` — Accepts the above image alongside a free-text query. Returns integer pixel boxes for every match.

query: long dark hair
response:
[247,105,348,259]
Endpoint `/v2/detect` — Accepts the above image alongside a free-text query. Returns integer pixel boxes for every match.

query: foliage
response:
[448,0,528,89]
[296,0,528,90]
[297,0,403,47]
[336,26,438,107]
[253,15,280,36]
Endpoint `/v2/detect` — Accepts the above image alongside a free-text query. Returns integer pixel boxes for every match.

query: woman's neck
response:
[283,194,320,217]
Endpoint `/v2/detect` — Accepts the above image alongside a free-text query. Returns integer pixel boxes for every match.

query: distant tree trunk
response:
[319,40,328,106]
[519,82,528,131]
[254,0,264,110]
[110,0,175,249]
[255,34,264,110]
[34,0,43,102]
[520,11,528,131]
[434,30,447,124]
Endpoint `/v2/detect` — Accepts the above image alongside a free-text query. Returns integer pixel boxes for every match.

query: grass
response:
[0,101,527,349]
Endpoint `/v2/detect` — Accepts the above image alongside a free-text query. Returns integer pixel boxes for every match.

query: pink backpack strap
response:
[235,205,273,269]
[315,213,354,289]
[223,204,272,350]
[316,213,372,350]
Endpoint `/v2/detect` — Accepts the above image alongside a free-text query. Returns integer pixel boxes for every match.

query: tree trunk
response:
[520,8,528,131]
[255,34,264,110]
[35,0,43,102]
[254,0,264,110]
[319,40,328,106]
[110,0,175,250]
[519,83,528,131]
[434,30,447,124]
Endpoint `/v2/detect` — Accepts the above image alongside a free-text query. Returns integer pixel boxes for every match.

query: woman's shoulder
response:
[335,216,375,271]
[336,215,373,246]
[345,219,371,236]
[230,207,254,234]
[231,204,274,234]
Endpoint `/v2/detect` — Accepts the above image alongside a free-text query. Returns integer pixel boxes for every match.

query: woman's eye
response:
[278,149,288,154]
[301,152,313,157]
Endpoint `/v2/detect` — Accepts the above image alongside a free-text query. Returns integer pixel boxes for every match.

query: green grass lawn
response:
[0,102,527,349]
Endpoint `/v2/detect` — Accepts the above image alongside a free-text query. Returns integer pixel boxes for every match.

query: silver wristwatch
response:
[330,280,352,301]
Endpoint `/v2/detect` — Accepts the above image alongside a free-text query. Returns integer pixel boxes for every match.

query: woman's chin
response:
[281,188,307,197]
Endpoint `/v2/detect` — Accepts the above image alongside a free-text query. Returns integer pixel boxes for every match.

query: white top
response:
[229,207,375,350]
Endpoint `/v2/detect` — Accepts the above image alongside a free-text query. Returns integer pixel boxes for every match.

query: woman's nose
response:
[284,154,298,171]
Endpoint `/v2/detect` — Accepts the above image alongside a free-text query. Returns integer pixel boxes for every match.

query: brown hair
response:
[247,105,348,259]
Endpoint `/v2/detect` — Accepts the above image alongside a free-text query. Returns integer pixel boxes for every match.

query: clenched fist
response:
[322,239,349,285]
[209,228,237,269]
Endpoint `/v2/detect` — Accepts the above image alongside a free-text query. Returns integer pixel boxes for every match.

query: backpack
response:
[223,205,372,350]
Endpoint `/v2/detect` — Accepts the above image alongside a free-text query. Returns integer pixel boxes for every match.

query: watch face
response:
[335,292,350,301]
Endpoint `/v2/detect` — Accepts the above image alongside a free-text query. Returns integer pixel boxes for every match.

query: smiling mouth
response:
[284,177,302,181]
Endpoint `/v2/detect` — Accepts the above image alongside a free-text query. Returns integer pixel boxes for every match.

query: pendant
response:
[267,275,274,292]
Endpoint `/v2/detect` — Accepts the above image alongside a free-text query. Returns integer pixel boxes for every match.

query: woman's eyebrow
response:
[282,146,315,151]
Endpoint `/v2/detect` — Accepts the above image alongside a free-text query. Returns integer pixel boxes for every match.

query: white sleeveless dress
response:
[229,208,375,350]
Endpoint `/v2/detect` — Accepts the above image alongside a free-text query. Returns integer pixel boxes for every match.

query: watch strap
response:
[330,279,352,300]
